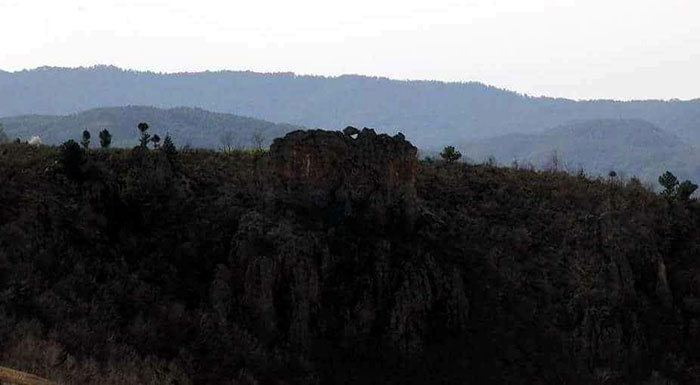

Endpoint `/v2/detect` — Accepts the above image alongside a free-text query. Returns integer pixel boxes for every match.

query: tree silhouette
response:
[162,134,177,158]
[440,146,462,163]
[81,130,91,151]
[152,134,161,149]
[658,171,697,202]
[138,122,151,148]
[99,129,112,148]
[0,123,8,144]
[677,180,698,202]
[60,139,85,179]
[659,171,679,197]
[252,130,265,151]
[220,130,239,153]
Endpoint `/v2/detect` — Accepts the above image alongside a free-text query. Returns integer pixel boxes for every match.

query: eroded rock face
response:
[229,209,471,376]
[269,128,418,226]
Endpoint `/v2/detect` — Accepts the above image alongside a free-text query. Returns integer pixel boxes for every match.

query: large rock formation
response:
[269,127,418,226]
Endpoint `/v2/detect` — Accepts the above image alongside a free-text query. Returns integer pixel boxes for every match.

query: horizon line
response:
[1,64,699,103]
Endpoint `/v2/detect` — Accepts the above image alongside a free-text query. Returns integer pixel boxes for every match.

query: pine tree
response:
[162,134,177,158]
[138,122,151,148]
[99,129,112,148]
[81,130,91,151]
[658,171,679,197]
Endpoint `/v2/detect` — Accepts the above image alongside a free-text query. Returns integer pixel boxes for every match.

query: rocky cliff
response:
[269,127,418,227]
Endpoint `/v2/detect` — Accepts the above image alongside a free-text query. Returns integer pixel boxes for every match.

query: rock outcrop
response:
[270,127,418,226]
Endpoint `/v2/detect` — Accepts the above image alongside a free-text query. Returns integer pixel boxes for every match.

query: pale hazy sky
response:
[1,0,699,100]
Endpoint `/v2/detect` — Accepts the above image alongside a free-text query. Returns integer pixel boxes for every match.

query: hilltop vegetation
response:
[463,119,700,184]
[0,106,301,149]
[2,66,700,149]
[3,67,700,186]
[2,130,700,384]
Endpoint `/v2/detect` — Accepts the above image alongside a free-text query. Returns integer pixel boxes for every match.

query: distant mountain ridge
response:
[463,118,700,183]
[2,66,700,149]
[0,106,302,148]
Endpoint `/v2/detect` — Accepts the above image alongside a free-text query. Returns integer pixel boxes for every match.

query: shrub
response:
[440,146,462,163]
[59,140,85,179]
[152,134,161,149]
[162,134,177,158]
[677,180,698,202]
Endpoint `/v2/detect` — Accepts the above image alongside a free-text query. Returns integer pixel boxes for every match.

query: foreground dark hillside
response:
[2,132,700,384]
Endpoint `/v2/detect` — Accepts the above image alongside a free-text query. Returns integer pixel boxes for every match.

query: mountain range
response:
[463,119,700,184]
[2,66,700,149]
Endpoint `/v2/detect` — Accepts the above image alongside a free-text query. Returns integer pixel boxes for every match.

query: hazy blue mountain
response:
[462,119,700,183]
[2,66,700,149]
[0,106,302,148]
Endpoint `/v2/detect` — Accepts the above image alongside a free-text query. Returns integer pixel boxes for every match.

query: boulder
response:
[343,126,360,137]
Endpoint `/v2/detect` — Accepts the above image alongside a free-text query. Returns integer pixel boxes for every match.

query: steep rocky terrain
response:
[1,130,700,384]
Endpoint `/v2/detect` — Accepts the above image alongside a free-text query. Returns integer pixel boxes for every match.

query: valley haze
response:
[2,65,700,183]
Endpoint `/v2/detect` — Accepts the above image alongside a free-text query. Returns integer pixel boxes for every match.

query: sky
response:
[1,0,699,100]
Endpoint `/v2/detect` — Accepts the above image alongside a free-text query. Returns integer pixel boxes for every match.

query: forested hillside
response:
[2,66,700,149]
[2,130,700,384]
[463,119,700,184]
[0,106,301,148]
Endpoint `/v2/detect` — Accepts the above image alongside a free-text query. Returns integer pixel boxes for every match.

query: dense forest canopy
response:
[2,129,700,383]
[2,66,700,149]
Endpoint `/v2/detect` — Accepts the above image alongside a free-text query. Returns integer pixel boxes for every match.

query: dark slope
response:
[2,66,700,148]
[2,132,700,384]
[463,119,700,183]
[0,105,302,148]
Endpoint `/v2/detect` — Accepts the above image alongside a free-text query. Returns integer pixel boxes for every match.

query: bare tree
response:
[219,130,239,153]
[0,123,7,144]
[543,149,562,172]
[251,130,265,151]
